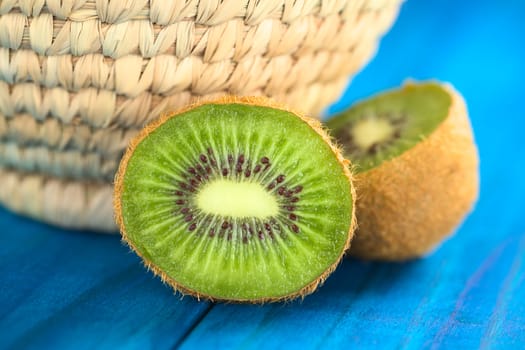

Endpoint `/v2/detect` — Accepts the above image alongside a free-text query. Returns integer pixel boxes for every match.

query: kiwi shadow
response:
[289,256,424,307]
[321,257,422,295]
[183,257,428,347]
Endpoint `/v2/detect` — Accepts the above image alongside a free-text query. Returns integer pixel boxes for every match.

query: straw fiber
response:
[0,0,402,231]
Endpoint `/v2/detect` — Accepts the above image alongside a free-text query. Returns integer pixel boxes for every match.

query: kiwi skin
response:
[339,82,479,261]
[113,96,356,303]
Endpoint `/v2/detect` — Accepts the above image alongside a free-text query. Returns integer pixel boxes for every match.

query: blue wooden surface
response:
[1,0,524,349]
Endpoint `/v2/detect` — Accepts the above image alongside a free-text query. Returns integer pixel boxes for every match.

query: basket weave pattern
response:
[0,0,402,231]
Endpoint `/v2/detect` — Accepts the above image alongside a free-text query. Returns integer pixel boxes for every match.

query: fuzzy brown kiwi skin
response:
[113,96,357,303]
[347,83,479,261]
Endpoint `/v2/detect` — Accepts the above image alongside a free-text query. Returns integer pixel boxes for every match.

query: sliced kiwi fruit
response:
[327,81,479,260]
[114,97,355,302]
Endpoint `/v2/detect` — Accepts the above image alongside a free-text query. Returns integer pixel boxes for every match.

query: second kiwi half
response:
[327,82,479,260]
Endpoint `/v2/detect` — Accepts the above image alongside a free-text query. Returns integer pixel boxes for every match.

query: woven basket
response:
[0,0,402,232]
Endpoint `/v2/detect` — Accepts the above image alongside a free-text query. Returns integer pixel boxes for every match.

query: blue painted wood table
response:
[1,0,524,348]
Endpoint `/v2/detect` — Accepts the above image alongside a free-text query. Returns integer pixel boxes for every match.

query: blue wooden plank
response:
[179,0,525,348]
[484,240,525,349]
[0,209,210,349]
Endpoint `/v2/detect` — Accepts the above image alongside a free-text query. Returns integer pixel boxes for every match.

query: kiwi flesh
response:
[327,82,479,261]
[114,97,355,302]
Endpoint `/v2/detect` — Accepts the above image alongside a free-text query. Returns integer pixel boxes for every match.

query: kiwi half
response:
[114,97,355,302]
[327,82,479,260]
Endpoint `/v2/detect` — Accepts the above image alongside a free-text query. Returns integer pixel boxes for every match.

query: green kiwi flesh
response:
[327,83,450,172]
[115,100,354,302]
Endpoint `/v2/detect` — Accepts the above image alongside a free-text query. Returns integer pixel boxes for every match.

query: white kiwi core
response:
[351,117,395,150]
[196,179,279,219]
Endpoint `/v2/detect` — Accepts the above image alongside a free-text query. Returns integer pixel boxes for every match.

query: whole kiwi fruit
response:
[327,81,479,260]
[114,97,356,302]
